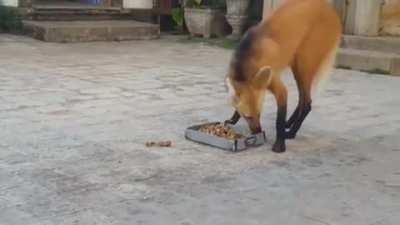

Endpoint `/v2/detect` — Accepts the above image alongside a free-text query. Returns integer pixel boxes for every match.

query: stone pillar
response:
[226,0,251,39]
[344,0,382,36]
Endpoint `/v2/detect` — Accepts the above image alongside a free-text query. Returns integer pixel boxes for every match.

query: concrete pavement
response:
[0,34,399,225]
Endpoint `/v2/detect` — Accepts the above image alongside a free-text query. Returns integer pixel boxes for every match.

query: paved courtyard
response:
[0,34,399,225]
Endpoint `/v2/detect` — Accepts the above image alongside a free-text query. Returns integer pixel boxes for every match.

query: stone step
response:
[31,12,130,21]
[29,7,132,21]
[341,35,400,54]
[336,48,400,76]
[23,20,160,42]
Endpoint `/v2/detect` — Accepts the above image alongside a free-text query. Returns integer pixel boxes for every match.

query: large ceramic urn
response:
[226,0,250,39]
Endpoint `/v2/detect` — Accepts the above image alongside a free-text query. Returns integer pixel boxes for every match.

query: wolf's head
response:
[226,65,273,133]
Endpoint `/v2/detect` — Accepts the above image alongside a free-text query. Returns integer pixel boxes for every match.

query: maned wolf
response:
[225,0,342,153]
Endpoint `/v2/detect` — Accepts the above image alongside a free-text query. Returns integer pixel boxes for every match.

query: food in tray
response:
[199,123,245,140]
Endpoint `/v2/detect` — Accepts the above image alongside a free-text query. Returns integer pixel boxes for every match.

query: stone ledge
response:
[336,48,400,76]
[341,35,400,54]
[23,20,160,42]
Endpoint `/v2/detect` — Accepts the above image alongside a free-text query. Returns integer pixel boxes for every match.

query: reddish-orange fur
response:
[226,0,342,153]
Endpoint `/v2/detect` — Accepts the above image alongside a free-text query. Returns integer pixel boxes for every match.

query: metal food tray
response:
[185,122,266,152]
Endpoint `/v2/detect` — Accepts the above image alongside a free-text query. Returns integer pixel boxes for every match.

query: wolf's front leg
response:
[271,77,288,153]
[224,110,241,126]
[272,105,287,153]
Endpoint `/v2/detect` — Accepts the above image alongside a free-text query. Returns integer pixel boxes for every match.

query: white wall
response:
[0,0,19,7]
[345,0,381,36]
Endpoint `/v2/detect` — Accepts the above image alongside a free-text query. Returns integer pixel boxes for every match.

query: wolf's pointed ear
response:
[253,66,273,88]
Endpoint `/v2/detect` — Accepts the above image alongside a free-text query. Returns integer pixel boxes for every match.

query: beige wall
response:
[346,0,381,36]
[0,0,19,7]
[381,0,400,36]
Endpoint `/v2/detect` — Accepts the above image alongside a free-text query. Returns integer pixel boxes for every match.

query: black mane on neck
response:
[232,29,256,82]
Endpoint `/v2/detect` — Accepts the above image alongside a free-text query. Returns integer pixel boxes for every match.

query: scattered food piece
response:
[199,124,244,140]
[145,141,172,147]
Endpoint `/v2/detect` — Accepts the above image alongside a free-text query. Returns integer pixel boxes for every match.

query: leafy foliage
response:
[185,0,225,9]
[171,7,184,27]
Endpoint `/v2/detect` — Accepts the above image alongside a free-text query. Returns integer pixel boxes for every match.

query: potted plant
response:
[184,0,229,38]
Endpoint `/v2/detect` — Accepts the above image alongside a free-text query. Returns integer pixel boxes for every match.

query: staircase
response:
[337,35,400,76]
[23,5,160,42]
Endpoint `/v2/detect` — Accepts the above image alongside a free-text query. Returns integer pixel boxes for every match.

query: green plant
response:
[171,7,184,27]
[185,0,225,9]
[0,6,23,33]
